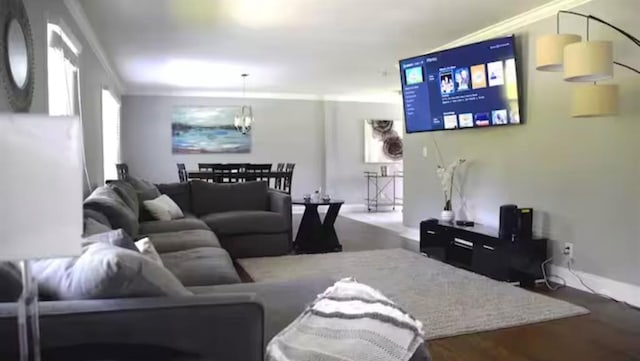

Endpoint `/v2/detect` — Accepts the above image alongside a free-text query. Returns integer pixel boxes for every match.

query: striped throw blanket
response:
[266,278,426,361]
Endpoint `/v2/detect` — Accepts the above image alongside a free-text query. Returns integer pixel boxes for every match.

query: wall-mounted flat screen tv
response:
[399,35,523,133]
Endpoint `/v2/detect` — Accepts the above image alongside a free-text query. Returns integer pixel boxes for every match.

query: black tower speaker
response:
[516,208,533,241]
[499,204,518,241]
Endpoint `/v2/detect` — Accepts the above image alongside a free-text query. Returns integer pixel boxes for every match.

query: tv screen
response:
[399,35,523,133]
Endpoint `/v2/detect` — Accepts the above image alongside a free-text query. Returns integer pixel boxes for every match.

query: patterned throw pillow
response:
[266,278,427,361]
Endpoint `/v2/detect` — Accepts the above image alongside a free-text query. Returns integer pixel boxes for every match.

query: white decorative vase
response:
[440,210,455,223]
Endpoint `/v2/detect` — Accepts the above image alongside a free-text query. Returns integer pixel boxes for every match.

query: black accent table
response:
[293,199,344,254]
[420,219,548,287]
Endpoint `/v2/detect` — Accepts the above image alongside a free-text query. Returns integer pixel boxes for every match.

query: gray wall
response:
[0,0,120,190]
[403,0,640,286]
[324,101,403,203]
[121,96,404,201]
[121,96,326,198]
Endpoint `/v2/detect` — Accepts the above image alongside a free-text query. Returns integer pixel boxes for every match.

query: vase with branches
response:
[436,159,466,222]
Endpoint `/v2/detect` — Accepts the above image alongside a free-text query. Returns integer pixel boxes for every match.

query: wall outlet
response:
[563,242,574,260]
[422,146,429,158]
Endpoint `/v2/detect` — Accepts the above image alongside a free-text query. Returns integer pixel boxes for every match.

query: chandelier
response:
[234,73,253,134]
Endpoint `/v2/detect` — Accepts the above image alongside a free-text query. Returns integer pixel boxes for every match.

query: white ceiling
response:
[80,0,554,97]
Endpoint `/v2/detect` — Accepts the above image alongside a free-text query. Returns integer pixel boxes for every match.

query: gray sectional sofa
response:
[0,178,430,361]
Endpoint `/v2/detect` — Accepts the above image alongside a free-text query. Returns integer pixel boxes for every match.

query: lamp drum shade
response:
[564,41,613,82]
[571,84,618,117]
[0,115,83,261]
[536,34,582,71]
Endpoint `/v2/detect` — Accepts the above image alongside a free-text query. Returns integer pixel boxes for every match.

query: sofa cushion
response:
[147,229,221,253]
[191,180,268,216]
[201,211,287,235]
[161,247,240,287]
[84,187,139,237]
[190,277,337,343]
[32,243,191,300]
[83,217,112,237]
[218,233,291,259]
[139,216,209,235]
[156,182,192,214]
[83,209,112,229]
[0,262,22,302]
[108,181,140,219]
[83,228,139,252]
[189,277,432,361]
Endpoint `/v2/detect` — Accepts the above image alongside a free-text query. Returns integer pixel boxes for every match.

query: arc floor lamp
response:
[536,11,640,117]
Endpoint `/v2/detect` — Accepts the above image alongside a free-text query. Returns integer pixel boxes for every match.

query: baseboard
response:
[550,265,640,308]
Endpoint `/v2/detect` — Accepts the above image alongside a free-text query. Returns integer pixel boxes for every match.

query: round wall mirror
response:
[7,19,29,89]
[0,0,35,112]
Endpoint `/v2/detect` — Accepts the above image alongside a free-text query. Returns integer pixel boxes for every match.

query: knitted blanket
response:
[266,278,425,361]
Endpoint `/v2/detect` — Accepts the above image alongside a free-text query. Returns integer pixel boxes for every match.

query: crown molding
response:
[126,89,323,101]
[64,0,124,94]
[126,88,402,104]
[322,93,402,104]
[429,0,594,52]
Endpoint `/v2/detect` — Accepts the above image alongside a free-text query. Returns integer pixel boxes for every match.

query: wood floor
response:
[291,214,640,361]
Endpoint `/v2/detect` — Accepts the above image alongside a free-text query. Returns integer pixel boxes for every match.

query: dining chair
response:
[274,163,285,190]
[115,163,129,181]
[245,163,273,183]
[283,163,295,194]
[203,164,245,183]
[197,163,221,182]
[177,163,187,183]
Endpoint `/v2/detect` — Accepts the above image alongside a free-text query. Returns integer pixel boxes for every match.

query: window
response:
[47,22,80,116]
[102,89,121,182]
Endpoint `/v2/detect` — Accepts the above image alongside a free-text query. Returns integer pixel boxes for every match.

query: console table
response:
[420,219,547,287]
[364,171,403,212]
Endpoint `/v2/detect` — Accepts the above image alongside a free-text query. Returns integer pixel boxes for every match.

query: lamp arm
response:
[557,10,640,75]
[558,11,640,46]
[613,61,640,75]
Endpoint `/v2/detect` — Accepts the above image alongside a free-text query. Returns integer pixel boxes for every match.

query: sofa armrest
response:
[0,294,263,361]
[268,190,292,234]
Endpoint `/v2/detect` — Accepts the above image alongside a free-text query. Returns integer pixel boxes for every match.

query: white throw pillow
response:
[159,194,184,219]
[143,195,183,221]
[135,237,164,266]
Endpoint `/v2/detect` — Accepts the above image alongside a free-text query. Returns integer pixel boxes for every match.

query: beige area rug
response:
[238,248,589,340]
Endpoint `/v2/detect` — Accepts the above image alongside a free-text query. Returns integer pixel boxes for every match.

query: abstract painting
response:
[364,119,403,163]
[172,106,251,154]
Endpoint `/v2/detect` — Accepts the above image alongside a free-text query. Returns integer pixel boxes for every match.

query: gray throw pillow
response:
[191,180,268,216]
[84,187,139,237]
[83,227,138,252]
[108,181,140,219]
[32,243,191,300]
[0,262,22,302]
[126,177,162,222]
[128,177,161,196]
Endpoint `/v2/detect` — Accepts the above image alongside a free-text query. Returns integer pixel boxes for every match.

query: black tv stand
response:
[420,219,547,287]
